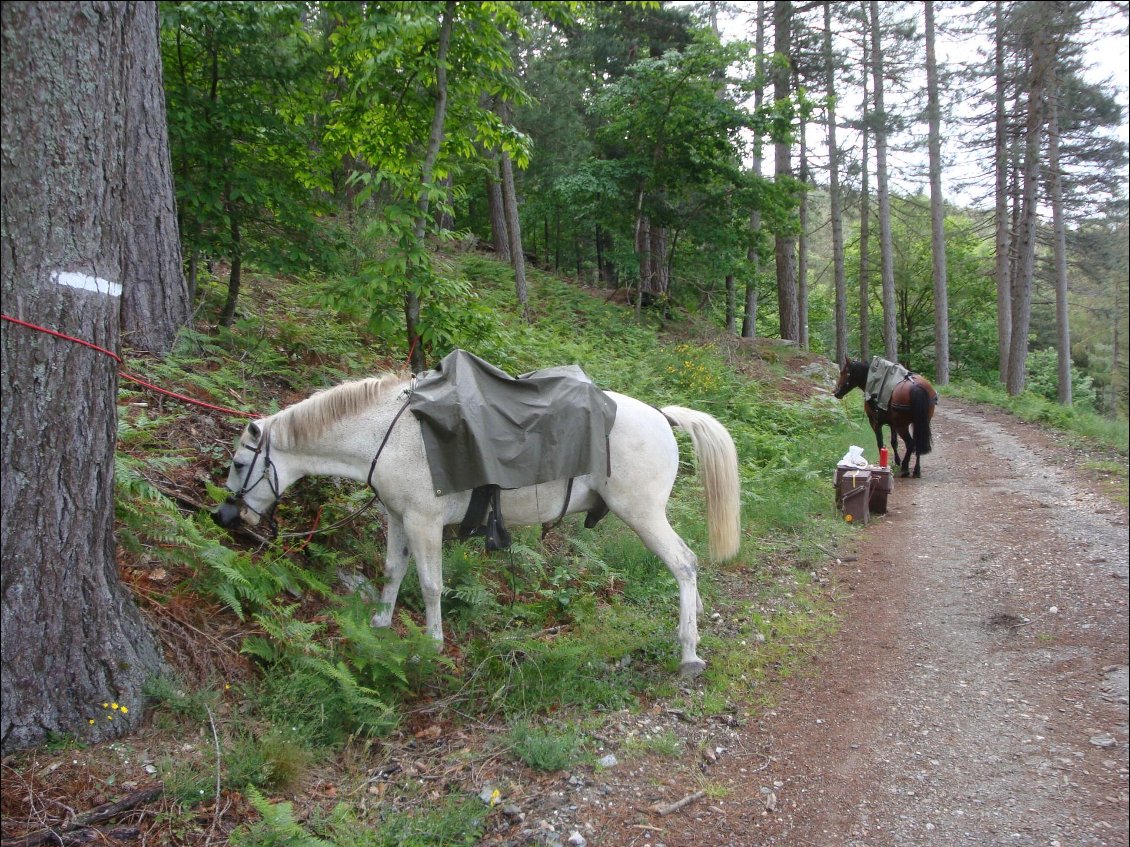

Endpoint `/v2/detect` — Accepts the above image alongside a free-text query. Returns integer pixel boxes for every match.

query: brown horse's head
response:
[833,356,861,399]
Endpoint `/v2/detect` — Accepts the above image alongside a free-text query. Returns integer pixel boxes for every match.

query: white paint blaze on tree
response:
[1,1,187,753]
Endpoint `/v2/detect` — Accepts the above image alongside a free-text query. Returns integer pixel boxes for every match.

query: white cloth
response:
[838,445,869,469]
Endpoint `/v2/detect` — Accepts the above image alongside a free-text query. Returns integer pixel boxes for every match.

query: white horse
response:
[214,371,741,676]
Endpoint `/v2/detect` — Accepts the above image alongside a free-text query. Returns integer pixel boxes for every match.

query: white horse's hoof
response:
[680,659,706,678]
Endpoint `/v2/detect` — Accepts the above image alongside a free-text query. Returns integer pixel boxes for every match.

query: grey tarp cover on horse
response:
[408,350,617,496]
[865,356,910,411]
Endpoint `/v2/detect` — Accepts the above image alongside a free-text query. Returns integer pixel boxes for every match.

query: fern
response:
[230,786,335,847]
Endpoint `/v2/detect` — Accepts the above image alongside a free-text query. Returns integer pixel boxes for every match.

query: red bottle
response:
[879,447,889,468]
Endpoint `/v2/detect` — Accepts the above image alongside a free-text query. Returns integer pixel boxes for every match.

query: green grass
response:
[505,720,587,771]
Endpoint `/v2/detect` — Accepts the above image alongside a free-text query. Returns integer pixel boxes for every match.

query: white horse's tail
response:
[661,406,742,561]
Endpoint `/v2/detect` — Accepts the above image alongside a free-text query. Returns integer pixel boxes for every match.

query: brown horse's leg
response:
[897,423,913,477]
[866,401,891,462]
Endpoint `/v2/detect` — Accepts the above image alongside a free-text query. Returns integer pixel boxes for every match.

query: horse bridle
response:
[226,426,282,530]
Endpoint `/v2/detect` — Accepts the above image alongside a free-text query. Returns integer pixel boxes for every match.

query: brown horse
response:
[833,357,938,478]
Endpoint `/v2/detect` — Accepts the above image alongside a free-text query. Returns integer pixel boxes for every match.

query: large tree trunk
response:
[993,0,1012,383]
[486,159,510,260]
[1,0,184,754]
[858,2,872,361]
[773,0,799,341]
[1047,55,1071,406]
[797,109,809,349]
[925,1,949,385]
[742,0,767,339]
[120,5,190,351]
[869,0,897,362]
[1007,7,1052,395]
[406,0,455,373]
[824,2,848,364]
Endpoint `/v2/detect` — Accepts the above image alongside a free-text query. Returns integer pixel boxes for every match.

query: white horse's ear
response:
[248,421,262,443]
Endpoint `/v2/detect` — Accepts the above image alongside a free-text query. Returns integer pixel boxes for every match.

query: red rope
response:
[2,312,257,419]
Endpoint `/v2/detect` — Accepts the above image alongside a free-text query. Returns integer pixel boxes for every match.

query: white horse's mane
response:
[263,372,408,448]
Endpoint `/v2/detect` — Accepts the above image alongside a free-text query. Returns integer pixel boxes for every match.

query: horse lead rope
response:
[1,313,257,418]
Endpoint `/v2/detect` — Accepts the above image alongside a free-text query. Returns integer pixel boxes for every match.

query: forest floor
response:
[476,399,1128,847]
[2,399,1126,847]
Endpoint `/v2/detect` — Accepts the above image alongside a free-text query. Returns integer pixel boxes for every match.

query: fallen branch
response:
[1,785,162,847]
[651,789,706,816]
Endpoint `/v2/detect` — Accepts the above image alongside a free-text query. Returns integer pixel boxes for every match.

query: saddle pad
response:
[865,356,910,411]
[409,349,617,496]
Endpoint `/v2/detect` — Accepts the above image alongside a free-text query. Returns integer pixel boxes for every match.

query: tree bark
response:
[1008,6,1052,395]
[797,104,809,349]
[742,0,767,339]
[994,0,1012,383]
[1,0,174,754]
[869,0,897,362]
[119,4,189,352]
[499,143,530,321]
[486,158,510,260]
[858,1,872,361]
[1047,54,1071,405]
[925,1,949,384]
[773,0,799,341]
[824,2,848,364]
[218,203,241,328]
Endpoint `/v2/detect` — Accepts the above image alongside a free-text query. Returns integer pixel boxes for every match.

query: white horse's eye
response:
[233,461,246,471]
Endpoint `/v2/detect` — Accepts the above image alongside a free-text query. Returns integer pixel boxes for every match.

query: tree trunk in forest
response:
[635,208,649,311]
[120,8,189,352]
[925,1,949,385]
[994,0,1012,384]
[797,106,809,350]
[824,2,848,364]
[773,0,799,341]
[858,3,872,362]
[869,0,897,362]
[595,224,607,286]
[726,274,737,334]
[499,144,529,321]
[1,0,184,754]
[486,161,510,260]
[741,0,766,340]
[649,224,669,297]
[1008,8,1052,395]
[1047,56,1071,406]
[437,175,455,232]
[406,0,455,373]
[218,204,242,328]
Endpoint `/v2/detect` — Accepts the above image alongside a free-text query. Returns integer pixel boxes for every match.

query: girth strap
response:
[458,485,512,552]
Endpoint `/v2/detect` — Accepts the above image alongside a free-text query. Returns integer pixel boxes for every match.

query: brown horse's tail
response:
[910,384,934,455]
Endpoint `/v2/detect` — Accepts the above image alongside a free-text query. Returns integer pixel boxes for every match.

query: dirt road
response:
[578,400,1129,847]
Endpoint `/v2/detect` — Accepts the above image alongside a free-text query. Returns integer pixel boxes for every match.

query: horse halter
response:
[218,426,281,532]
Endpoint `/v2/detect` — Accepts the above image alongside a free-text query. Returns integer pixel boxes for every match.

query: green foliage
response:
[226,730,313,793]
[506,721,586,771]
[160,2,338,302]
[230,787,335,847]
[311,796,487,847]
[246,600,445,746]
[1025,347,1098,410]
